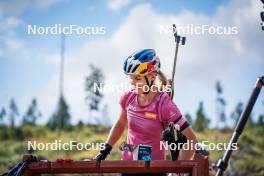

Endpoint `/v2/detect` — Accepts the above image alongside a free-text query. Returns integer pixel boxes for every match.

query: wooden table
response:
[22,154,209,176]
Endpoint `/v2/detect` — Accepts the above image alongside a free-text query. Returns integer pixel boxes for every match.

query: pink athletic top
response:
[119,89,189,160]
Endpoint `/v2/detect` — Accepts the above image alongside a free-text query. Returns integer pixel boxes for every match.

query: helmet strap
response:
[143,76,154,94]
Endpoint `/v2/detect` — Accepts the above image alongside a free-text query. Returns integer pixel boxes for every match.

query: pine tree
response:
[215,81,227,129]
[193,102,210,132]
[257,115,264,125]
[48,96,71,130]
[23,98,41,125]
[231,102,243,127]
[85,64,104,123]
[0,107,6,125]
[257,100,264,125]
[9,98,19,129]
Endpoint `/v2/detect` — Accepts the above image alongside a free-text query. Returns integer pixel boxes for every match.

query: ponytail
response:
[157,70,173,97]
[157,70,167,88]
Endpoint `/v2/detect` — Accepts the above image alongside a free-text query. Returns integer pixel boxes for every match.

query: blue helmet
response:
[123,49,160,77]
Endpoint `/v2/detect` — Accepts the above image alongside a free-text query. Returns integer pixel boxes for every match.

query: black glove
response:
[94,143,112,161]
[161,123,187,160]
[161,124,187,145]
[195,143,209,156]
[161,127,176,144]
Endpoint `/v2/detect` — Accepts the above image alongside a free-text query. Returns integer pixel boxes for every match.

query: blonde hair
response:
[157,70,167,88]
[157,70,173,97]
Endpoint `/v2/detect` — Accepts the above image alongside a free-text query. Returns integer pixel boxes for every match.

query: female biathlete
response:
[94,49,198,176]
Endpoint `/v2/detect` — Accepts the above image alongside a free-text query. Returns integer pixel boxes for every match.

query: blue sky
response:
[0,0,263,127]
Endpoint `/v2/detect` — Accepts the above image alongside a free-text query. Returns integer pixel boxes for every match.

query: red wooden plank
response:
[51,160,98,173]
[194,154,209,176]
[24,161,50,173]
[22,154,209,176]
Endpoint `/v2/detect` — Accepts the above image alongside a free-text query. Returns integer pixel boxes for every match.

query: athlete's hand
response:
[93,143,112,161]
[161,126,176,144]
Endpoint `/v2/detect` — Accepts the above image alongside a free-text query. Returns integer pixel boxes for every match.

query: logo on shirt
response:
[128,104,136,111]
[144,112,157,119]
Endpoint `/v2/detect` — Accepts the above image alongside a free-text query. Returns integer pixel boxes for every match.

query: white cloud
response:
[5,16,22,29]
[107,0,132,11]
[0,16,27,59]
[0,16,23,34]
[5,37,23,52]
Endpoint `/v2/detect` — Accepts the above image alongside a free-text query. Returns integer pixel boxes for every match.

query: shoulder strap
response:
[157,92,168,130]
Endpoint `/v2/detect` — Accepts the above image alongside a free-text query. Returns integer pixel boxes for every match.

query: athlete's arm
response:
[178,125,198,160]
[105,108,127,146]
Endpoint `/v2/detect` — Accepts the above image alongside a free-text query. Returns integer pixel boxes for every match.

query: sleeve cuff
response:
[180,121,190,132]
